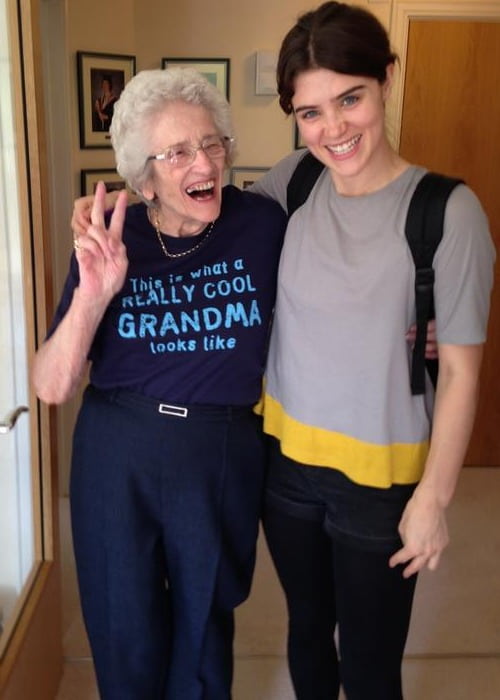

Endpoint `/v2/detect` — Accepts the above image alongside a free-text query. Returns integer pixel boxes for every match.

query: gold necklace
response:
[149,209,215,259]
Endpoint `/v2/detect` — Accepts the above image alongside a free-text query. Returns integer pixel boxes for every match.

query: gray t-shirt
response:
[251,151,495,487]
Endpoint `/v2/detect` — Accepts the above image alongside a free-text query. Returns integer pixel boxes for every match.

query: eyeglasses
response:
[146,135,234,168]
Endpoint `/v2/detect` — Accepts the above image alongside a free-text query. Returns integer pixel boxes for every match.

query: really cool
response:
[122,275,257,308]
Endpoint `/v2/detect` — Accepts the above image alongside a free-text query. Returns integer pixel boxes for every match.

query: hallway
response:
[56,467,500,699]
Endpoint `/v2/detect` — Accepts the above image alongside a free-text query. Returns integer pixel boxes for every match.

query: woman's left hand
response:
[388,484,449,578]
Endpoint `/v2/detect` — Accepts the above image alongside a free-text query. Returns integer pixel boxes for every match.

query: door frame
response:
[387,1,500,150]
[0,0,62,696]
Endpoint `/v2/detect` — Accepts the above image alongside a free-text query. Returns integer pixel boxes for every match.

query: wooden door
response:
[399,19,500,466]
[0,0,62,697]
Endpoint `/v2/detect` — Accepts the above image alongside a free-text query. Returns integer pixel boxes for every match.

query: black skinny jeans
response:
[262,440,418,700]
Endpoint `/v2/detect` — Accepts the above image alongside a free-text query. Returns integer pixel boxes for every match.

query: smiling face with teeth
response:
[292,67,405,196]
[142,101,226,237]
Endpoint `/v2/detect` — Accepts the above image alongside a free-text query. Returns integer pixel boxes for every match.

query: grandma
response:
[118,300,262,338]
[32,68,286,700]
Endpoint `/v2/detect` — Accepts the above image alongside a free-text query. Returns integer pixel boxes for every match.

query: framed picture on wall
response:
[77,51,136,149]
[230,167,269,190]
[80,169,127,197]
[161,57,230,99]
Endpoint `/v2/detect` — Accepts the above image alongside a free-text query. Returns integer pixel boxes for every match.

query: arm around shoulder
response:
[72,187,138,237]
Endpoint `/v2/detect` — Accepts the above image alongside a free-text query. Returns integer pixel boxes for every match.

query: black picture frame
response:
[161,57,230,99]
[229,167,269,189]
[77,51,136,149]
[80,169,127,197]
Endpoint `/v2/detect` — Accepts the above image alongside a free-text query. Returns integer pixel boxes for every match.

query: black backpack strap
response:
[405,172,464,395]
[286,151,325,217]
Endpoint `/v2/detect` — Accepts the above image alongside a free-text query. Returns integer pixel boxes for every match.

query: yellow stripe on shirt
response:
[261,392,428,488]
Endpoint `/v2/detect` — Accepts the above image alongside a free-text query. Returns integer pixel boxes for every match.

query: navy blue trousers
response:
[70,386,266,700]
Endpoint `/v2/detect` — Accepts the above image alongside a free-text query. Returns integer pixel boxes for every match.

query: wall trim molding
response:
[388,1,500,149]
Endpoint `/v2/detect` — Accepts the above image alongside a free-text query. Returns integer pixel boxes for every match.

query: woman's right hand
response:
[73,181,128,306]
[72,194,94,237]
[72,188,124,237]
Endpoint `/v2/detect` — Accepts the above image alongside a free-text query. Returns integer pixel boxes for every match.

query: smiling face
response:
[292,66,399,195]
[142,101,226,236]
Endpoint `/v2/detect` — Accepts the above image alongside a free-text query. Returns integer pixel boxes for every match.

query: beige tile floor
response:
[56,467,500,699]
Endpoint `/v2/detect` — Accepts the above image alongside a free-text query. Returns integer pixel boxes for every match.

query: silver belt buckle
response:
[159,403,188,418]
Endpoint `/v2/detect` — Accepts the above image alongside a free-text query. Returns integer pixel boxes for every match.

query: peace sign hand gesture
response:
[73,181,129,309]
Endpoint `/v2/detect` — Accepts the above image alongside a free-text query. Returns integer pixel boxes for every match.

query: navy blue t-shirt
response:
[49,186,286,405]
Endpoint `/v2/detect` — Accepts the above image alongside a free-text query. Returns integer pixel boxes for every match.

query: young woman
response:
[250,3,495,698]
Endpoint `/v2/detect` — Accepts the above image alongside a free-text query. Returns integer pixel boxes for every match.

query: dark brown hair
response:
[277,1,397,114]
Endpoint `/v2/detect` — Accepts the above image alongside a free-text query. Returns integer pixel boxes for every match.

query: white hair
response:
[110,68,234,193]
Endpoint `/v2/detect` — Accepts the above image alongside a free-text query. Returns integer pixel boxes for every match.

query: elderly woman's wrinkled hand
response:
[73,181,128,305]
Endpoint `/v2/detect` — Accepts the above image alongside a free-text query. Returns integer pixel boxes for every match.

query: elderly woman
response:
[33,68,286,700]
